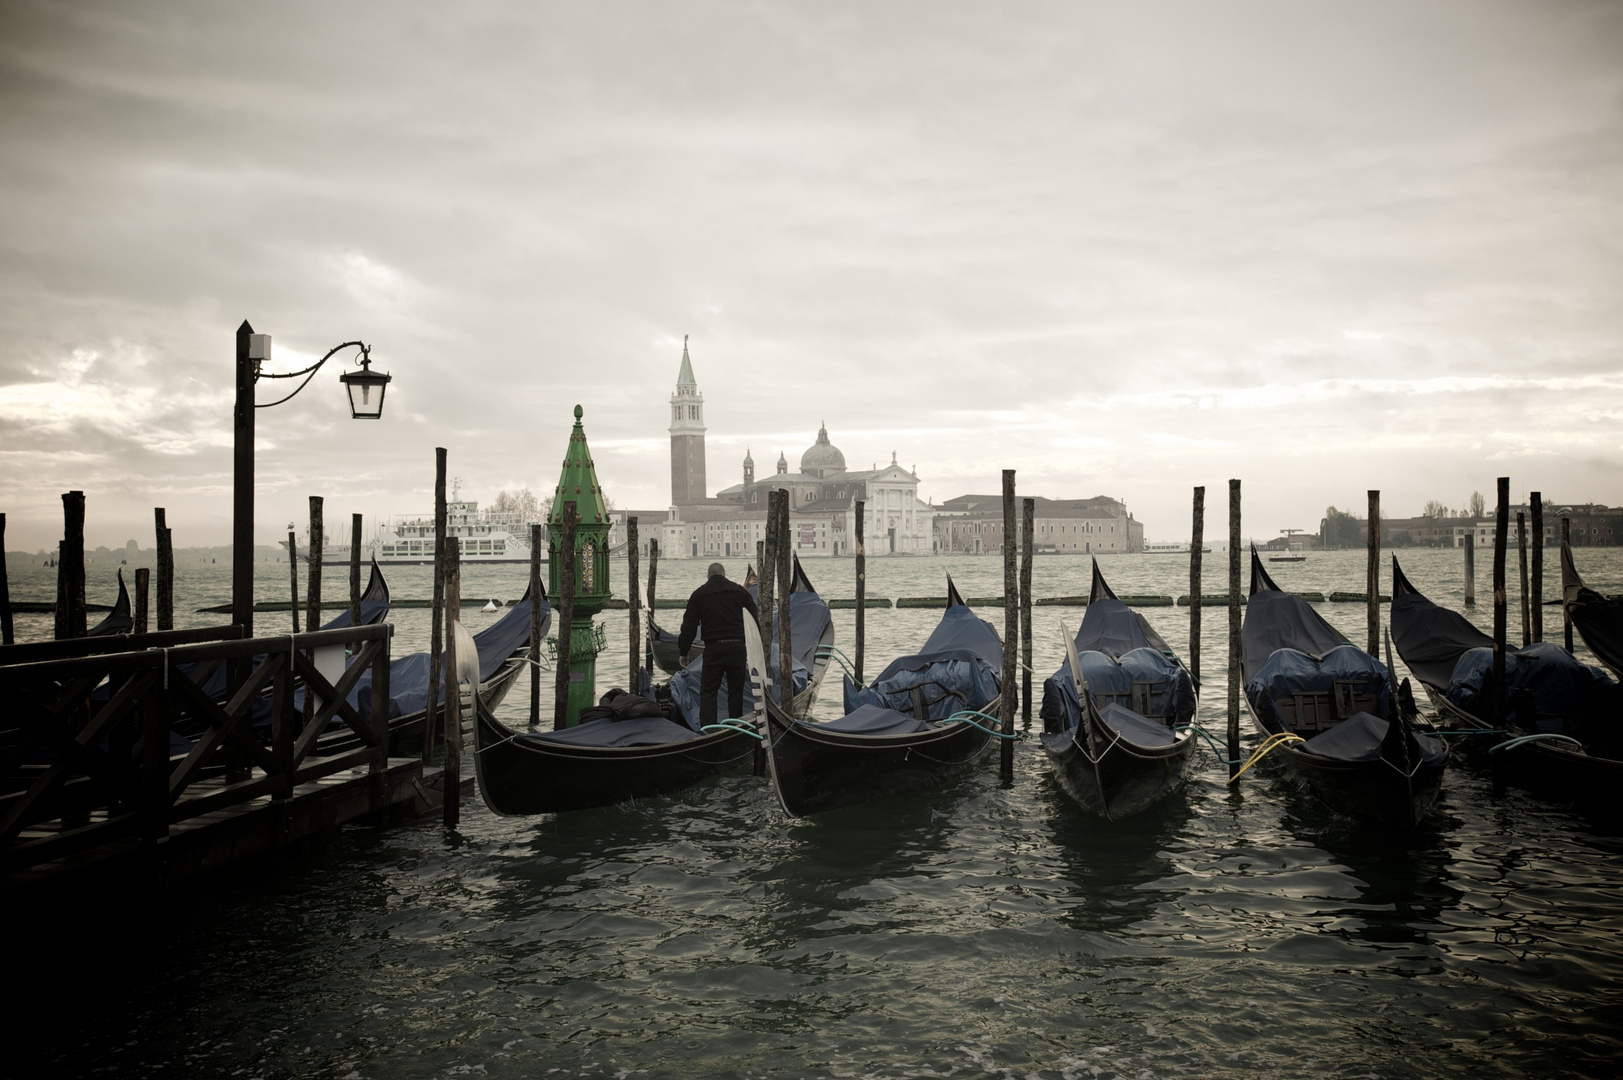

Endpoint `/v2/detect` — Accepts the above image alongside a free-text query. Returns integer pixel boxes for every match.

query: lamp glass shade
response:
[340,365,391,419]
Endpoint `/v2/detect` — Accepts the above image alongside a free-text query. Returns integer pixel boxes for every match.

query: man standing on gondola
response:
[678,562,759,723]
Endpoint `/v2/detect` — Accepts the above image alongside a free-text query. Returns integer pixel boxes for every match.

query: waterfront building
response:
[934,494,1144,555]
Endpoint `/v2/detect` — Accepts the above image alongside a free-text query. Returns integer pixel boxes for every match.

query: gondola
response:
[474,604,768,815]
[87,570,133,637]
[761,577,1003,818]
[1242,548,1448,826]
[1038,560,1197,820]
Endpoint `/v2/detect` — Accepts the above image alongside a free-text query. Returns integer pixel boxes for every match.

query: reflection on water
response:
[11,551,1623,1078]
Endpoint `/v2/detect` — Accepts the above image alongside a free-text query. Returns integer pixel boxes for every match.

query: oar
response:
[1061,622,1102,759]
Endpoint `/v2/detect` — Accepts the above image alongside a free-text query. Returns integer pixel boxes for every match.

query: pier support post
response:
[1518,510,1531,648]
[1021,497,1034,731]
[553,502,578,730]
[1493,478,1509,730]
[57,490,86,640]
[1562,516,1573,652]
[424,448,447,762]
[1227,479,1241,779]
[645,539,658,681]
[777,493,794,717]
[287,528,301,633]
[1001,470,1017,781]
[155,508,173,631]
[1531,493,1544,644]
[1367,490,1380,656]
[530,523,543,727]
[628,516,641,695]
[1464,534,1476,607]
[1190,486,1204,684]
[444,537,462,827]
[232,320,255,638]
[350,512,363,631]
[306,496,324,635]
[854,500,866,685]
[133,567,149,636]
[760,491,779,690]
[1,512,14,645]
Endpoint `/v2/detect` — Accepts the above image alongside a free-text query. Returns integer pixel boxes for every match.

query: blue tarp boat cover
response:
[1298,711,1448,765]
[1444,642,1621,733]
[516,715,701,748]
[813,703,936,736]
[667,645,807,730]
[1040,638,1195,733]
[1245,644,1392,729]
[1389,559,1494,692]
[1241,588,1353,680]
[842,604,1003,719]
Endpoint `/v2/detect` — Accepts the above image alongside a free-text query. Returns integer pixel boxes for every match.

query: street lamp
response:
[233,319,391,636]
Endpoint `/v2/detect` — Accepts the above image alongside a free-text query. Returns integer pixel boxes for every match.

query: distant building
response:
[1355,504,1623,548]
[934,494,1143,555]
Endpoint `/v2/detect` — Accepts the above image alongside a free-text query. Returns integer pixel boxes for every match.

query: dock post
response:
[350,512,363,630]
[628,516,641,695]
[1367,490,1380,655]
[645,539,658,680]
[155,508,173,631]
[1463,534,1476,606]
[777,493,794,717]
[369,618,392,814]
[1190,486,1204,683]
[306,496,324,634]
[1518,510,1531,648]
[1562,516,1573,652]
[1021,497,1034,731]
[760,490,779,684]
[1492,478,1509,730]
[1531,492,1544,644]
[0,512,13,645]
[553,502,578,730]
[133,567,149,636]
[444,536,462,827]
[1000,469,1017,780]
[57,490,86,639]
[286,528,301,632]
[854,499,866,685]
[530,523,543,727]
[424,448,447,762]
[1227,479,1241,779]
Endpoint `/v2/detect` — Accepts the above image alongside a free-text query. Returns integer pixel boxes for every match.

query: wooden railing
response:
[0,623,393,875]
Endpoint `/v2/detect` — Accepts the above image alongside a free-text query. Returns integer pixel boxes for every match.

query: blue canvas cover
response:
[516,715,700,748]
[1444,641,1621,733]
[1245,644,1392,729]
[1300,711,1448,766]
[1242,588,1352,680]
[814,704,936,736]
[1039,645,1195,733]
[667,647,806,730]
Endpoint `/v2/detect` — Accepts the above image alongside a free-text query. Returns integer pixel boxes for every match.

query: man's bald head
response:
[708,562,727,578]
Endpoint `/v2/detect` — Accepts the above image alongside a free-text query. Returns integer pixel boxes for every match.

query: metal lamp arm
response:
[254,341,370,409]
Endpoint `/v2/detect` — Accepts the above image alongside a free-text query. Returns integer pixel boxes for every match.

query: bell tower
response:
[669,336,707,505]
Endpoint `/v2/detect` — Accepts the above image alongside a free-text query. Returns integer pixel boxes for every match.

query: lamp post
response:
[232,319,390,636]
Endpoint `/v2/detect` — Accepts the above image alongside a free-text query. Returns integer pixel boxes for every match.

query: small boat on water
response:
[761,577,1003,818]
[1388,552,1621,818]
[87,570,133,637]
[1242,548,1448,826]
[1039,561,1198,820]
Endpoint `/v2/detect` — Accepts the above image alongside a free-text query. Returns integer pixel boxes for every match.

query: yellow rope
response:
[1227,731,1306,785]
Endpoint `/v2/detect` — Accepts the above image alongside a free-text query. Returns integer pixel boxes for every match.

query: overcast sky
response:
[2,0,1620,552]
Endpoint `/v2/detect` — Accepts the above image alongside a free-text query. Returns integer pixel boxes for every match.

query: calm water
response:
[10,549,1623,1078]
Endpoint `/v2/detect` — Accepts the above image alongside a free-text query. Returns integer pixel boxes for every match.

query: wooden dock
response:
[0,622,455,895]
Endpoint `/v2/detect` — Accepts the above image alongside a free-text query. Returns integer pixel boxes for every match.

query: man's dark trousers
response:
[700,640,748,723]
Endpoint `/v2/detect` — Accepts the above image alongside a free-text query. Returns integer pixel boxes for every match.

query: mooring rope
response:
[701,719,764,741]
[1488,732,1585,753]
[1227,731,1305,785]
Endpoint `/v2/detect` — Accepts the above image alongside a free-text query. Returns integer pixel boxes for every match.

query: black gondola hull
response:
[473,701,758,815]
[763,697,996,818]
[1044,733,1197,821]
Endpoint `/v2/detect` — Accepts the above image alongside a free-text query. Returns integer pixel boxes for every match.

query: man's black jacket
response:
[678,576,760,655]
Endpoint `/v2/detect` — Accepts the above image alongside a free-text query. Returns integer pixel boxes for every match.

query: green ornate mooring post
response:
[549,404,612,725]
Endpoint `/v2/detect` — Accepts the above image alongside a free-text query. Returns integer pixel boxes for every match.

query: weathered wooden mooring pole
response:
[530,523,543,727]
[627,516,641,695]
[553,501,578,731]
[854,499,866,685]
[0,513,13,645]
[1227,479,1241,779]
[287,527,301,632]
[1000,469,1017,781]
[1562,515,1573,652]
[1517,510,1531,648]
[1189,486,1204,684]
[155,507,173,631]
[645,538,659,681]
[1367,490,1380,656]
[760,490,780,701]
[443,536,462,827]
[133,567,149,636]
[306,496,324,636]
[1020,497,1034,731]
[1492,477,1509,730]
[350,512,363,630]
[1530,492,1544,644]
[777,492,794,718]
[1463,534,1476,607]
[424,448,448,762]
[56,491,86,640]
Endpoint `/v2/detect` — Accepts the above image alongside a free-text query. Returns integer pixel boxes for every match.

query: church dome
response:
[800,423,846,477]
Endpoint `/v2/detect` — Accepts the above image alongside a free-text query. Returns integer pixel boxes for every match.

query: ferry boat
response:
[374,488,541,565]
[1141,542,1212,554]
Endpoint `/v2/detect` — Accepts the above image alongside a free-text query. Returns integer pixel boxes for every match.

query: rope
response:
[700,720,764,741]
[1178,723,1243,765]
[815,644,856,679]
[940,710,1023,740]
[1227,731,1305,785]
[1439,727,1507,737]
[1488,732,1585,753]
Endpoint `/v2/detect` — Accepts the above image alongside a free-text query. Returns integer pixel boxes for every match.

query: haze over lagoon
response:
[2,0,1622,552]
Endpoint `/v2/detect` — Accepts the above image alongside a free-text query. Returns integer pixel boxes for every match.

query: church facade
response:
[653,340,936,559]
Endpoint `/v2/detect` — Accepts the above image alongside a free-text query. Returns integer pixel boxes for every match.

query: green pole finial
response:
[574,404,583,420]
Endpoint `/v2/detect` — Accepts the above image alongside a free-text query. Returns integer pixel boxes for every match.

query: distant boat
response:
[1267,554,1307,563]
[1141,542,1212,554]
[481,599,501,613]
